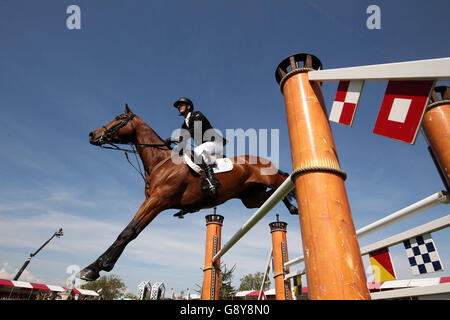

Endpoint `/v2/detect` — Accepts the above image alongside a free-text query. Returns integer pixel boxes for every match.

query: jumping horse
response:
[78,104,298,281]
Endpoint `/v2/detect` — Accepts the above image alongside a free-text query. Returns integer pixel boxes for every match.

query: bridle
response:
[95,112,174,182]
[98,113,171,151]
[99,113,137,146]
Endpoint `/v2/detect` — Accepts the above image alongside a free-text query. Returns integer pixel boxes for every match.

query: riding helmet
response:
[173,97,194,109]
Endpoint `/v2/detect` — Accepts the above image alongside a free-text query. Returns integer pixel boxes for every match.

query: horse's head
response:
[89,104,137,146]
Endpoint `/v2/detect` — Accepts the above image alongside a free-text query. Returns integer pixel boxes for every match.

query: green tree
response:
[239,272,264,291]
[194,263,237,299]
[219,263,237,300]
[125,292,138,300]
[80,274,127,300]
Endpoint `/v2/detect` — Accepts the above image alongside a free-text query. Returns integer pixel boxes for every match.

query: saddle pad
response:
[183,153,233,174]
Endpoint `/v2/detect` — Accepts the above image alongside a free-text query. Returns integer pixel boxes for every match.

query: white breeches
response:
[194,141,223,161]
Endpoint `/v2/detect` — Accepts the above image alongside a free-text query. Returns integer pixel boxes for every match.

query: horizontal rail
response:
[212,175,295,263]
[284,268,306,281]
[308,57,450,82]
[356,190,449,238]
[360,215,450,256]
[370,282,450,300]
[285,190,449,268]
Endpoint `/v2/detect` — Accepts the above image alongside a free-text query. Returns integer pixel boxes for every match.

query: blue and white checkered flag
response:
[403,233,444,276]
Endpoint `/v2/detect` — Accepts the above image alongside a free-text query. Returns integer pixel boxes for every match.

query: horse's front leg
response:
[78,196,167,281]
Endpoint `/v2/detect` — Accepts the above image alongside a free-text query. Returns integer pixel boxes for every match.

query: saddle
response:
[172,152,233,219]
[183,151,233,174]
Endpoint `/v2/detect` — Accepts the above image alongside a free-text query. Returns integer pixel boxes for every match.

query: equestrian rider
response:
[165,97,226,194]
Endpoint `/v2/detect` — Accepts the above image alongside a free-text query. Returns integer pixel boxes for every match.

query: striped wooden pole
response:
[269,214,292,300]
[201,213,223,300]
[275,53,371,300]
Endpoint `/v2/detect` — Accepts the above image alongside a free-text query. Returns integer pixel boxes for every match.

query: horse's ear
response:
[125,103,132,114]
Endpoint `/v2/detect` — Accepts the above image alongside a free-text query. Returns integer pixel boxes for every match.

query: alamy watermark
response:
[366,5,381,30]
[66,5,81,30]
[169,123,280,175]
[66,264,82,288]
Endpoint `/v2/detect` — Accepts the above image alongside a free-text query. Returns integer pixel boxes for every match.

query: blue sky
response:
[0,1,449,297]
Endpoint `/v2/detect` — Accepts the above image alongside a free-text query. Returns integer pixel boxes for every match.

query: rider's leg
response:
[194,142,223,193]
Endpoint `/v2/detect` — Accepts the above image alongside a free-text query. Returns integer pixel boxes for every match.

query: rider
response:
[165,97,226,194]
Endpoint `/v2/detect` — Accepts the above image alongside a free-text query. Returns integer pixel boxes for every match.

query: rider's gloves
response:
[164,137,174,146]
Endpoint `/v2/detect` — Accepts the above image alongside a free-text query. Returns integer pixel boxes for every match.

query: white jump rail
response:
[285,190,449,268]
[360,215,450,256]
[308,57,450,82]
[371,282,450,300]
[284,216,449,292]
[212,175,295,263]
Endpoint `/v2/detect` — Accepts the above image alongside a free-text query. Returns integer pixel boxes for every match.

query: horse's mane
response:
[136,115,166,143]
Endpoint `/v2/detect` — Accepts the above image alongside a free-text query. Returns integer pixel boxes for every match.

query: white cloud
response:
[0,262,39,282]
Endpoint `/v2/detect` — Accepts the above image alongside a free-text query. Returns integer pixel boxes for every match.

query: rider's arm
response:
[165,136,182,145]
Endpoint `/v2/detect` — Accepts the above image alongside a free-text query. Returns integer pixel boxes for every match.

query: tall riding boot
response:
[199,153,222,194]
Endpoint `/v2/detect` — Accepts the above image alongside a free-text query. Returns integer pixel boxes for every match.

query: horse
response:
[78,104,298,281]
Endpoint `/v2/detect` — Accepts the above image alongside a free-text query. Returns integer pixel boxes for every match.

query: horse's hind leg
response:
[282,194,298,215]
[78,197,166,281]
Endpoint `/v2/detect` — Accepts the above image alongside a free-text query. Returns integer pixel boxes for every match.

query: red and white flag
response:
[329,80,364,126]
[373,80,435,144]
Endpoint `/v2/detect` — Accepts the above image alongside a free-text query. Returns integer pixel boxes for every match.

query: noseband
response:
[99,113,136,145]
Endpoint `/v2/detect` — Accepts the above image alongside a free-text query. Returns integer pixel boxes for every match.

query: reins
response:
[101,143,172,183]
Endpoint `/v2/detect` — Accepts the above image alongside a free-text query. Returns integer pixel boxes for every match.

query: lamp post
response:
[13,228,64,281]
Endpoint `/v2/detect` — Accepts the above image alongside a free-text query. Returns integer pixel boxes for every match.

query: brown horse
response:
[78,104,297,281]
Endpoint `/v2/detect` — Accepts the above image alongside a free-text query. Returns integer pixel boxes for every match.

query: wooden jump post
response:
[422,86,450,193]
[201,210,223,300]
[202,178,295,300]
[269,214,292,300]
[275,53,371,300]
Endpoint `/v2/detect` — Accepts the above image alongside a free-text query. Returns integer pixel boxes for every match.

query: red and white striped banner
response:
[0,278,98,296]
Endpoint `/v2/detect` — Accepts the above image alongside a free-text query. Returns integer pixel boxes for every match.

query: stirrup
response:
[202,180,217,195]
[204,171,221,195]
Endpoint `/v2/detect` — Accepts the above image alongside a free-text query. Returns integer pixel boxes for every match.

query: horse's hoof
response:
[77,267,100,281]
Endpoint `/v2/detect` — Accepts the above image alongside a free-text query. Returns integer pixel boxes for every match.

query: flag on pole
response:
[329,80,365,126]
[293,275,302,298]
[373,80,435,144]
[403,233,444,276]
[271,257,274,276]
[369,247,397,282]
[263,274,271,290]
